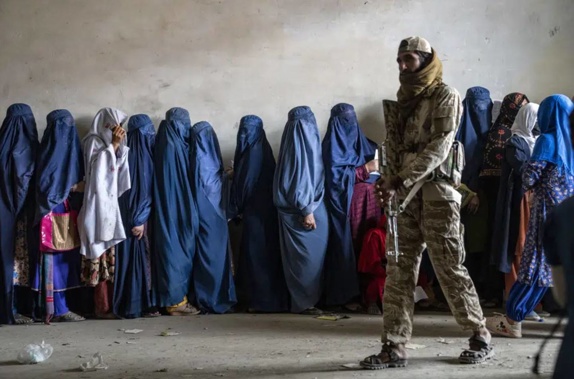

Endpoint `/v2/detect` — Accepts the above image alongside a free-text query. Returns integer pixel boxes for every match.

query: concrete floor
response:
[0,312,562,379]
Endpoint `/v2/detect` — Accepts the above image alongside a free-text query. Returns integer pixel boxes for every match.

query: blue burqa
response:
[0,104,38,324]
[31,109,84,318]
[230,115,289,312]
[35,110,84,222]
[455,86,493,192]
[152,108,198,307]
[273,106,328,313]
[114,114,155,318]
[190,121,237,314]
[531,94,574,175]
[322,103,374,305]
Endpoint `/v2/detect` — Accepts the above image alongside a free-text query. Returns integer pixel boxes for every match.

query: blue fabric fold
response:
[35,109,84,222]
[531,95,574,175]
[0,103,38,324]
[456,86,492,192]
[273,106,328,313]
[190,121,236,314]
[322,103,373,305]
[152,108,198,307]
[273,106,325,216]
[230,115,289,312]
[115,114,155,318]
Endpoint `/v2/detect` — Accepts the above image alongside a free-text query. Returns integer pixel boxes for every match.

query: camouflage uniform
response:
[382,83,486,345]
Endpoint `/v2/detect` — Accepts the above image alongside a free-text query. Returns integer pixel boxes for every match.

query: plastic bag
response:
[17,341,53,364]
[80,352,109,371]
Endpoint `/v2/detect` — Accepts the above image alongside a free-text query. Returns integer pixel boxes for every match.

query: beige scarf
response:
[396,49,443,119]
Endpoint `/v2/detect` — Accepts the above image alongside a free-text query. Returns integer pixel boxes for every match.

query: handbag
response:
[39,199,81,253]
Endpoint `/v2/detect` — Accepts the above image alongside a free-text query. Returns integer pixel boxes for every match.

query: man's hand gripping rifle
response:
[377,142,428,262]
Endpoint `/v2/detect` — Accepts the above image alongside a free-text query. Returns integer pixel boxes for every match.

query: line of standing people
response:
[1,101,381,324]
[454,88,574,337]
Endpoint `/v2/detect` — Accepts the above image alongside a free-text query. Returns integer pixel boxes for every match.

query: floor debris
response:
[124,329,143,334]
[405,343,427,350]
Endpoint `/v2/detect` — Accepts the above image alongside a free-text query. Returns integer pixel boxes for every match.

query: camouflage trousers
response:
[382,198,485,344]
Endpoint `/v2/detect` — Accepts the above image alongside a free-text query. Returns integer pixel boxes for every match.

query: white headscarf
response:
[79,107,131,259]
[84,107,128,146]
[510,103,539,153]
[82,107,128,177]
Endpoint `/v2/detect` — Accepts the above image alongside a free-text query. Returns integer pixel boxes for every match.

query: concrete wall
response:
[1,0,572,161]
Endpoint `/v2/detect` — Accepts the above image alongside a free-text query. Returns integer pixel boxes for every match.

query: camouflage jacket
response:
[384,83,463,202]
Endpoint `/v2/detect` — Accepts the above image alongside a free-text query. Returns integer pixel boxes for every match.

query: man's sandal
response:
[360,343,408,370]
[459,335,495,364]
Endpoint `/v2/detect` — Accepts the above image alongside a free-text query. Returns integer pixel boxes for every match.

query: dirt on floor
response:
[0,312,563,379]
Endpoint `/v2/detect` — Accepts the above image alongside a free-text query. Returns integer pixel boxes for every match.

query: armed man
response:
[360,37,494,369]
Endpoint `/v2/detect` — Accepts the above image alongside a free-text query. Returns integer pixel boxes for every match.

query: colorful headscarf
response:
[480,92,529,177]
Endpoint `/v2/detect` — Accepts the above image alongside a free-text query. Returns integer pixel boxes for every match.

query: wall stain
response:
[549,26,560,37]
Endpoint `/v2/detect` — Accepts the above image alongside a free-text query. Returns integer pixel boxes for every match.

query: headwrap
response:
[396,42,443,119]
[35,109,84,221]
[480,92,529,177]
[510,103,539,154]
[531,95,574,175]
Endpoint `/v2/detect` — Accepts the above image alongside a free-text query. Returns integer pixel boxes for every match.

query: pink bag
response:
[39,200,80,253]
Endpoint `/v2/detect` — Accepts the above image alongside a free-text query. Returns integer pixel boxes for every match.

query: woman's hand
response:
[301,213,316,230]
[70,181,85,193]
[131,225,145,240]
[466,195,480,214]
[111,126,126,152]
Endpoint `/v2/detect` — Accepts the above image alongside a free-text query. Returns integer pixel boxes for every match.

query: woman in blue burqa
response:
[153,108,200,316]
[114,114,156,318]
[273,106,328,315]
[322,103,376,308]
[31,109,85,323]
[190,121,237,314]
[229,115,289,313]
[0,104,38,325]
[455,87,492,288]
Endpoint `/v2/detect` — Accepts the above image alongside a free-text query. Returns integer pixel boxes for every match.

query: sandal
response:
[360,343,408,370]
[143,311,161,318]
[537,310,551,318]
[343,303,364,313]
[14,313,34,325]
[366,303,382,315]
[525,311,544,322]
[459,335,495,364]
[55,311,85,322]
[299,307,323,316]
[167,303,201,316]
